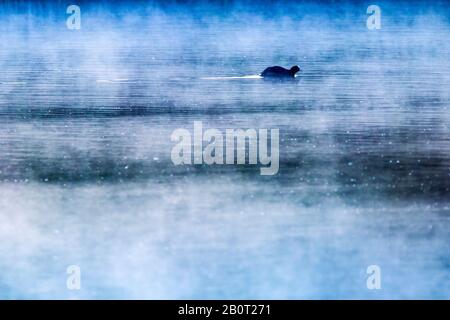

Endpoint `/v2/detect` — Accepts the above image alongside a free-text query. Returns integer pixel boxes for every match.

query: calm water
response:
[0,2,449,298]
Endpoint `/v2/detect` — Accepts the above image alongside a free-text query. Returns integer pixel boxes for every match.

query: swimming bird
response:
[261,65,300,78]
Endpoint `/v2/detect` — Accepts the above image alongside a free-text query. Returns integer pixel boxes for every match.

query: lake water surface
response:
[0,2,449,298]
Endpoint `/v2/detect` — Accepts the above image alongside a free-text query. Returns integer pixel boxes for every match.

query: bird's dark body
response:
[261,65,300,78]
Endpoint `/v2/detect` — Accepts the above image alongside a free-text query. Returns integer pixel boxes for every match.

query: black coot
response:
[261,65,300,78]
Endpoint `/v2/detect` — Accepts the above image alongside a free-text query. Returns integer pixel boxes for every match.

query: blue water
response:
[0,1,449,299]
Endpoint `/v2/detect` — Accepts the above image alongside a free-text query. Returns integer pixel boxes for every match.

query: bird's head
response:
[290,65,301,75]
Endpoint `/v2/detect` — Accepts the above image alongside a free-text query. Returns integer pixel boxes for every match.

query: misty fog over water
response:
[0,1,449,298]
